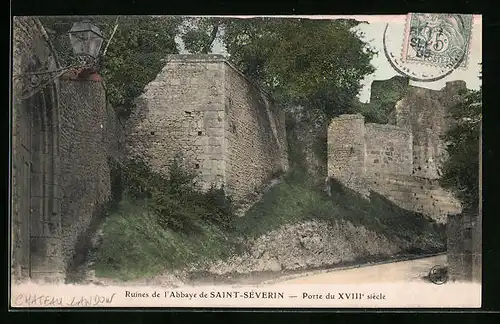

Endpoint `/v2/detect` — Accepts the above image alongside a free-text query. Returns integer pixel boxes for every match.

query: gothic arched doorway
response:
[12,17,63,282]
[15,83,63,281]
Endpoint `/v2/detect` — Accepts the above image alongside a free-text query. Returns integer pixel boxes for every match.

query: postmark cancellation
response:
[402,13,473,69]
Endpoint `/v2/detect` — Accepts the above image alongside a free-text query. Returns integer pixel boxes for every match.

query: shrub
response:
[114,157,235,233]
[95,198,236,280]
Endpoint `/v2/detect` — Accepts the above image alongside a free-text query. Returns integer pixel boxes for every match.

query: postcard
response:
[10,13,482,308]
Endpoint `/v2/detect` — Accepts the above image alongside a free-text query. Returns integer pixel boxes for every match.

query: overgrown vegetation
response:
[96,123,446,280]
[233,127,444,244]
[96,157,237,280]
[96,199,236,280]
[358,76,409,124]
[110,157,234,233]
[183,17,376,121]
[234,170,445,247]
[439,74,481,213]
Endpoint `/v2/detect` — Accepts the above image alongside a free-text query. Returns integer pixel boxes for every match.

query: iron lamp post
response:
[15,19,108,99]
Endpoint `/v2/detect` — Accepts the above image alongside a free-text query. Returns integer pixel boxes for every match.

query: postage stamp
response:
[10,14,482,310]
[401,13,474,69]
[382,13,477,82]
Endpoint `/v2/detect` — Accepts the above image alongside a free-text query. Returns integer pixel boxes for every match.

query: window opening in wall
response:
[195,164,200,169]
[198,131,202,136]
[150,131,155,135]
[225,97,232,114]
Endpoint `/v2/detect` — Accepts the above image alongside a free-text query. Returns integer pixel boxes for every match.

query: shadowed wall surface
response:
[327,80,479,282]
[328,82,466,224]
[11,17,121,282]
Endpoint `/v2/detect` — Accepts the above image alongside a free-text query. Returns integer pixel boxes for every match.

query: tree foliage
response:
[359,76,409,124]
[221,18,376,118]
[40,16,181,118]
[41,16,375,121]
[440,82,481,212]
[179,17,221,54]
[180,17,376,118]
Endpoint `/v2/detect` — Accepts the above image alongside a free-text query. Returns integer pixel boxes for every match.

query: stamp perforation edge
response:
[399,13,474,71]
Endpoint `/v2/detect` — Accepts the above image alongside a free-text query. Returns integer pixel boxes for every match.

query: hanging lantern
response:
[68,21,104,59]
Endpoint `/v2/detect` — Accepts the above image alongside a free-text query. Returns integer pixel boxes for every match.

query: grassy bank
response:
[94,166,445,280]
[95,198,237,280]
[236,170,445,245]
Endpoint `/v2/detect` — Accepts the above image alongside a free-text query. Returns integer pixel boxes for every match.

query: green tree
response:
[40,16,182,118]
[359,76,409,124]
[440,80,481,212]
[221,18,376,118]
[179,17,221,54]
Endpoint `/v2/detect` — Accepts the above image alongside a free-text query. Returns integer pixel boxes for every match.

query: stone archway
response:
[12,17,63,282]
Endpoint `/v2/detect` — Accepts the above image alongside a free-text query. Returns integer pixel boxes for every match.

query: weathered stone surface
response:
[395,81,466,179]
[11,17,122,282]
[58,80,119,270]
[327,82,466,224]
[125,54,288,206]
[447,214,473,282]
[365,123,412,176]
[328,114,370,197]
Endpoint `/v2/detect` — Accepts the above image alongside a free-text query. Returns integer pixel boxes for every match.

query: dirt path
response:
[84,254,447,287]
[271,254,446,285]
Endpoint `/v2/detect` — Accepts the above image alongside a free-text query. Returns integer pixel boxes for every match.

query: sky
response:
[176,14,482,103]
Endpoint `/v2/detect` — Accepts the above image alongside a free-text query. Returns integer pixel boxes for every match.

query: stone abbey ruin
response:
[125,54,289,207]
[328,81,466,224]
[11,17,479,283]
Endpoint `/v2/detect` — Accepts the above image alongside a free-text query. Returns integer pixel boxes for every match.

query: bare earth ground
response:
[269,254,446,285]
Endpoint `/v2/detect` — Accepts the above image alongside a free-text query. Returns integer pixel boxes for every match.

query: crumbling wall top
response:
[163,54,274,103]
[331,113,365,121]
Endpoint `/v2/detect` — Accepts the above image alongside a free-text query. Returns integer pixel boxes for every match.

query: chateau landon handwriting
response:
[13,293,117,307]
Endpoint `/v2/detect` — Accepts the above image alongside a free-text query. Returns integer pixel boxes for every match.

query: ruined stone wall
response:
[327,114,368,196]
[366,175,461,224]
[447,214,473,282]
[224,62,288,204]
[395,81,467,179]
[365,123,413,177]
[126,55,227,190]
[126,54,288,204]
[11,17,121,281]
[327,82,465,223]
[58,80,116,270]
[328,114,462,223]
